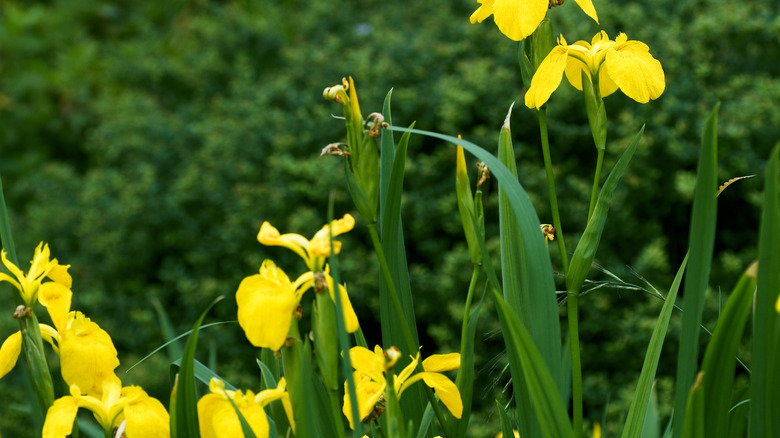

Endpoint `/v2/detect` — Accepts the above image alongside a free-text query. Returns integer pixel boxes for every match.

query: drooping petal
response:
[327,282,359,333]
[42,396,79,438]
[470,0,495,23]
[605,34,665,103]
[257,222,311,262]
[310,214,355,258]
[422,353,461,372]
[38,282,72,332]
[211,396,269,438]
[572,0,599,24]
[122,387,170,438]
[236,270,298,351]
[492,0,549,41]
[343,372,385,429]
[418,372,464,418]
[59,313,120,396]
[525,44,570,109]
[255,378,295,434]
[46,260,72,289]
[0,331,22,379]
[198,393,227,438]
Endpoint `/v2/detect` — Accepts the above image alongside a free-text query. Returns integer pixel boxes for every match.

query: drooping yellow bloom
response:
[342,345,462,429]
[198,377,294,438]
[0,285,118,395]
[236,260,310,351]
[0,242,71,307]
[525,31,665,109]
[470,0,598,41]
[257,214,355,272]
[42,377,169,438]
[236,260,359,351]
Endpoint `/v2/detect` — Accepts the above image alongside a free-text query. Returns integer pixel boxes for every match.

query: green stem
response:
[460,265,480,347]
[366,224,451,436]
[587,148,605,221]
[537,109,569,273]
[568,292,583,438]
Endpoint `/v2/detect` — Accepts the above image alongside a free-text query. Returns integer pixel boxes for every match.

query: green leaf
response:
[622,255,688,438]
[567,125,644,295]
[493,291,574,438]
[171,296,224,438]
[682,374,705,438]
[672,104,719,438]
[453,295,484,438]
[415,403,435,438]
[496,400,516,438]
[750,142,780,437]
[700,265,756,438]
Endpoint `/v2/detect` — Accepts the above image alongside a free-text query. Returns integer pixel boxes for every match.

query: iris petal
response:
[492,0,548,41]
[605,35,665,103]
[0,331,22,379]
[525,45,570,109]
[42,397,79,438]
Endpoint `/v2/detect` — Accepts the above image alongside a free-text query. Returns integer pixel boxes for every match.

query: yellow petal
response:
[418,372,463,418]
[0,331,22,379]
[349,346,382,377]
[257,222,311,262]
[198,393,226,438]
[212,400,268,438]
[59,313,120,396]
[236,272,298,350]
[47,261,72,289]
[310,214,355,258]
[38,282,72,332]
[564,54,618,97]
[328,282,359,333]
[343,372,385,429]
[492,0,549,41]
[605,34,665,103]
[470,0,495,23]
[123,387,170,438]
[422,353,461,372]
[572,0,599,23]
[775,291,780,314]
[525,45,570,109]
[42,396,79,438]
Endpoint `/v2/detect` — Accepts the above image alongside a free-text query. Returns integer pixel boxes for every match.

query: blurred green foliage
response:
[0,0,777,436]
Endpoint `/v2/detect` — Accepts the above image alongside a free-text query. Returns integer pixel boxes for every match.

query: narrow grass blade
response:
[672,104,719,438]
[415,403,435,438]
[621,255,688,438]
[750,143,780,437]
[493,291,574,438]
[642,386,660,438]
[566,125,644,295]
[151,296,183,361]
[171,295,224,438]
[453,296,484,438]
[171,357,236,390]
[497,400,516,438]
[700,265,756,438]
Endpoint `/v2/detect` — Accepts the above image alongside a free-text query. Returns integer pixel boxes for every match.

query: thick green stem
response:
[568,292,583,438]
[460,265,480,347]
[537,109,569,273]
[366,224,451,436]
[587,148,605,221]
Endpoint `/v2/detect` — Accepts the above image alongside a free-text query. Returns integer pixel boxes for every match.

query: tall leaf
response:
[378,91,427,431]
[700,264,755,438]
[170,296,223,438]
[621,255,688,438]
[672,104,719,438]
[750,143,780,437]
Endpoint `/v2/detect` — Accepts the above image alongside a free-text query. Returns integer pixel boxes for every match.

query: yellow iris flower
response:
[198,377,295,438]
[342,345,462,429]
[257,214,355,272]
[1,285,119,396]
[0,242,71,307]
[470,0,598,41]
[236,260,359,351]
[42,377,169,438]
[525,31,665,109]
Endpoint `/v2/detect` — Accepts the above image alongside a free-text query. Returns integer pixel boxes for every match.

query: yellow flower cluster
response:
[0,243,169,438]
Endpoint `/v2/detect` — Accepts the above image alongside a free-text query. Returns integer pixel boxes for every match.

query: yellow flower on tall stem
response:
[257,214,355,272]
[0,283,119,396]
[525,31,665,109]
[0,242,71,307]
[42,377,169,438]
[470,0,598,41]
[342,345,462,429]
[198,377,295,438]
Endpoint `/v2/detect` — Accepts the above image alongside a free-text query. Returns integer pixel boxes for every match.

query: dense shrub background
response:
[1,0,778,436]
